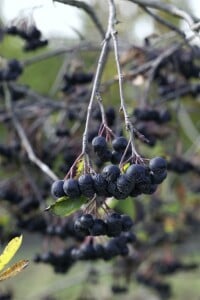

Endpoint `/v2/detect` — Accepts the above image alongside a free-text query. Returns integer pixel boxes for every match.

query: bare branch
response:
[22,42,99,66]
[81,1,113,168]
[3,84,59,182]
[125,0,197,27]
[140,5,186,39]
[109,0,141,159]
[54,0,105,38]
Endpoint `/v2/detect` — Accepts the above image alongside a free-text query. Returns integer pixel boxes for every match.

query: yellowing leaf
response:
[0,259,29,281]
[121,162,130,173]
[74,159,84,179]
[0,235,23,272]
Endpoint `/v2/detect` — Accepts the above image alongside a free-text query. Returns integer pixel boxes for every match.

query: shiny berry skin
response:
[51,180,65,198]
[149,157,167,172]
[92,136,107,153]
[63,178,81,198]
[112,136,128,152]
[102,165,120,182]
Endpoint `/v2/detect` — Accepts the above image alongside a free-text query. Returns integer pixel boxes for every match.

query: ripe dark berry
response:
[126,164,148,184]
[92,173,110,196]
[106,213,122,237]
[89,219,107,236]
[121,215,134,231]
[111,150,122,164]
[74,219,89,236]
[149,157,167,173]
[78,174,95,198]
[107,181,129,200]
[104,240,120,257]
[123,231,136,243]
[112,136,128,152]
[51,180,65,198]
[150,171,167,184]
[117,174,135,194]
[102,165,120,182]
[97,149,112,162]
[63,178,81,198]
[79,243,96,260]
[92,136,107,153]
[80,214,94,229]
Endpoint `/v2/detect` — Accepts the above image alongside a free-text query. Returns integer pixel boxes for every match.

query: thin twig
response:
[140,5,186,39]
[81,1,113,169]
[126,0,197,27]
[54,0,105,38]
[109,0,140,159]
[3,83,59,181]
[22,43,99,66]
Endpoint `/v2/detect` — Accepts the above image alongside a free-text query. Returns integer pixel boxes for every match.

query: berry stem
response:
[96,93,115,140]
[109,0,141,160]
[81,0,114,169]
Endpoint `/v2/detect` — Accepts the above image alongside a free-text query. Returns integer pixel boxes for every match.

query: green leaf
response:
[45,196,86,217]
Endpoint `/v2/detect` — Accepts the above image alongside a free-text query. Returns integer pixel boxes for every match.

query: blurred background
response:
[0,1,200,299]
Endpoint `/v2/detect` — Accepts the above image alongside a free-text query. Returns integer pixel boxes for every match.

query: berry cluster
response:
[152,259,198,275]
[92,135,130,164]
[74,212,133,237]
[34,247,75,274]
[133,108,171,124]
[6,26,48,51]
[62,72,93,93]
[0,59,23,81]
[167,156,200,175]
[136,272,171,298]
[71,232,136,261]
[51,156,167,201]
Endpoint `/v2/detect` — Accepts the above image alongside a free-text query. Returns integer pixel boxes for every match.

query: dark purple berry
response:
[63,178,81,198]
[89,219,107,236]
[150,171,167,184]
[51,180,65,198]
[102,165,120,182]
[80,214,94,229]
[121,215,134,231]
[112,136,128,152]
[92,173,110,196]
[106,213,122,237]
[117,174,135,194]
[126,164,148,184]
[149,157,167,173]
[92,136,107,153]
[78,174,95,198]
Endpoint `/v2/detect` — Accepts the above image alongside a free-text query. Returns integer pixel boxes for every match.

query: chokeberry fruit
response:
[112,136,128,152]
[149,157,167,173]
[102,165,120,182]
[51,180,65,198]
[63,178,81,198]
[78,174,95,198]
[92,136,107,153]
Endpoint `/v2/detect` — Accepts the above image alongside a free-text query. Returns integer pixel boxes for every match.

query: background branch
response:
[54,0,105,38]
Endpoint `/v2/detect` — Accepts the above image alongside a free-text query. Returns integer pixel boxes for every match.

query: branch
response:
[109,0,141,159]
[22,42,98,66]
[3,84,59,182]
[81,1,113,169]
[140,5,186,39]
[54,0,105,38]
[126,0,197,27]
